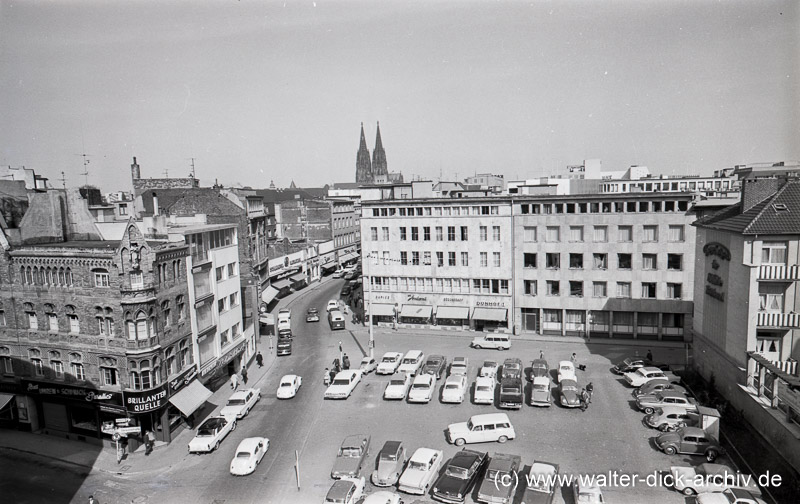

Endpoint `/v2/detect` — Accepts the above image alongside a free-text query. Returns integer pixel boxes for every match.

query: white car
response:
[574,480,605,504]
[450,356,469,376]
[324,370,362,399]
[479,360,499,379]
[359,356,378,374]
[384,374,413,400]
[220,388,261,419]
[557,361,576,383]
[277,318,291,333]
[230,437,269,476]
[326,299,340,312]
[324,476,365,504]
[362,491,403,504]
[670,463,761,496]
[473,376,495,405]
[624,366,680,387]
[398,447,444,495]
[188,416,236,453]
[397,350,425,375]
[441,374,468,403]
[276,375,302,399]
[376,352,404,375]
[332,269,345,278]
[696,488,767,504]
[407,374,436,403]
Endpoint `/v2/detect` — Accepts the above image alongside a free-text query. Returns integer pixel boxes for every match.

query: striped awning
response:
[472,307,508,322]
[436,306,470,319]
[340,252,358,262]
[400,305,433,318]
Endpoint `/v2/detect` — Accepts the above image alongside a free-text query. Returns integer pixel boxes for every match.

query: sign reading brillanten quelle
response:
[123,382,169,414]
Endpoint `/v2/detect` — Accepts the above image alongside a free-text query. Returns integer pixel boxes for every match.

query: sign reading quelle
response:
[124,383,169,414]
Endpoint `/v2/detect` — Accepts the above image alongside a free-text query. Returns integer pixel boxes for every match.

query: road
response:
[0,448,91,504]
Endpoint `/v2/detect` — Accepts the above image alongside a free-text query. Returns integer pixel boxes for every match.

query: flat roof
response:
[170,223,238,235]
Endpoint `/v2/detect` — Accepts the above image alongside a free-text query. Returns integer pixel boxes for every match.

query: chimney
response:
[741,178,781,213]
[152,191,159,216]
[131,157,141,179]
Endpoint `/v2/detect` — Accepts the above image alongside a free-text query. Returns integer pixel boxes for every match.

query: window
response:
[524,253,537,268]
[423,251,431,265]
[643,225,658,242]
[412,252,420,265]
[228,262,236,277]
[218,298,228,313]
[230,292,239,308]
[216,266,225,281]
[569,253,583,269]
[762,242,787,265]
[593,253,607,270]
[400,252,408,265]
[180,340,191,368]
[399,227,407,241]
[618,225,633,242]
[641,283,657,298]
[51,359,64,379]
[370,227,378,241]
[0,311,5,326]
[546,226,560,242]
[546,280,560,296]
[461,252,469,266]
[593,226,608,242]
[616,282,631,298]
[411,227,419,241]
[448,252,456,266]
[70,354,85,381]
[493,252,501,267]
[448,226,456,241]
[667,254,683,271]
[382,227,389,241]
[423,227,431,241]
[490,226,500,241]
[94,269,110,287]
[524,280,537,296]
[480,252,488,267]
[435,227,443,241]
[668,225,685,242]
[460,226,468,241]
[593,282,607,297]
[618,253,632,269]
[759,284,784,311]
[102,367,117,386]
[1,354,12,374]
[437,252,444,267]
[667,283,682,299]
[523,226,537,242]
[382,251,390,264]
[131,272,144,289]
[177,295,185,320]
[27,312,38,330]
[480,226,488,241]
[48,313,59,332]
[545,253,560,269]
[642,254,657,270]
[569,226,584,242]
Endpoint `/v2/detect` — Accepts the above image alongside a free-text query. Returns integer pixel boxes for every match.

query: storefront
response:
[289,273,307,291]
[368,303,396,325]
[435,306,470,327]
[338,249,359,267]
[472,306,509,332]
[167,368,212,432]
[123,382,169,442]
[320,252,337,275]
[399,304,433,325]
[0,391,17,428]
[200,340,246,390]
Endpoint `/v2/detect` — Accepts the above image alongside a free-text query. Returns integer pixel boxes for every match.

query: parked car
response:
[479,360,499,379]
[499,377,523,410]
[559,379,581,408]
[188,416,236,453]
[450,356,469,376]
[442,374,468,403]
[634,379,687,398]
[408,373,436,403]
[530,376,552,407]
[331,434,371,479]
[470,333,511,350]
[306,307,320,322]
[624,366,680,387]
[324,476,366,504]
[573,480,605,504]
[324,370,362,399]
[644,406,699,431]
[655,427,725,462]
[384,374,413,400]
[363,492,404,504]
[611,357,670,375]
[473,377,495,405]
[276,375,302,399]
[477,452,521,504]
[447,413,516,446]
[557,361,576,383]
[229,437,269,476]
[371,440,406,487]
[398,447,444,495]
[343,269,357,281]
[696,488,767,504]
[432,449,489,503]
[277,318,292,334]
[332,268,345,278]
[521,461,560,504]
[398,350,425,375]
[340,285,352,298]
[670,463,761,496]
[277,307,291,321]
[220,388,261,419]
[636,390,697,414]
[422,354,448,379]
[529,359,549,380]
[276,336,292,356]
[377,352,404,375]
[500,358,522,380]
[326,299,340,312]
[359,356,378,374]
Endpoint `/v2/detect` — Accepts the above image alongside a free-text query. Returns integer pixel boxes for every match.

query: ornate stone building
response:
[355,122,392,184]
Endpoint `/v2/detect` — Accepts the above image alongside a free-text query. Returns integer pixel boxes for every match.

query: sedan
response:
[696,488,767,504]
[634,379,687,398]
[478,360,499,379]
[529,359,549,380]
[530,376,552,407]
[326,299,340,312]
[559,379,581,408]
[450,356,469,376]
[624,367,679,387]
[359,356,378,375]
[188,416,236,453]
[377,352,404,375]
[229,437,269,476]
[325,370,362,399]
[501,358,522,380]
[557,361,576,383]
[421,354,448,379]
[324,476,366,504]
[473,377,495,405]
[573,481,605,504]
[441,374,468,403]
[220,388,261,419]
[432,449,488,503]
[670,463,761,496]
[636,390,697,414]
[398,447,444,495]
[611,357,670,375]
[408,374,436,403]
[363,491,404,504]
[276,374,302,399]
[371,440,406,487]
[331,434,371,479]
[384,374,413,400]
[477,452,521,504]
[521,461,560,504]
[655,427,725,462]
[306,308,320,322]
[332,269,345,278]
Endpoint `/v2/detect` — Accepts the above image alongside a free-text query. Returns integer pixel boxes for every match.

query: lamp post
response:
[365,252,375,359]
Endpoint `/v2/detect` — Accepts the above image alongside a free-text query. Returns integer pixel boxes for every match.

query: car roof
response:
[404,350,423,357]
[470,413,510,423]
[561,378,578,386]
[341,434,368,448]
[228,390,255,400]
[327,479,356,499]
[413,374,434,384]
[532,376,550,385]
[380,440,402,455]
[236,437,265,452]
[503,358,521,365]
[487,453,520,471]
[450,449,483,468]
[639,366,663,373]
[334,370,359,379]
[452,356,467,364]
[559,360,573,367]
[476,376,495,385]
[410,447,440,462]
[530,461,558,476]
[656,390,689,399]
[427,354,445,362]
[445,375,465,385]
[383,351,403,357]
[280,375,298,382]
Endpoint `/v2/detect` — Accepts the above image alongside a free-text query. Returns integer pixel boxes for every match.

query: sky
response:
[1,0,798,192]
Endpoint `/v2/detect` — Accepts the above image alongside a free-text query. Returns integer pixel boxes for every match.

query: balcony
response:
[757,311,800,329]
[126,336,160,350]
[758,264,800,282]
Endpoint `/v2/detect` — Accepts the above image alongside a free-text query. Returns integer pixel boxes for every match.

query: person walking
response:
[324,368,331,386]
[646,349,654,362]
[342,353,350,370]
[580,389,589,412]
[241,367,248,385]
[145,429,156,455]
[256,351,264,368]
[230,373,239,390]
[570,352,577,364]
[585,382,594,403]
[539,350,544,360]
[329,367,337,384]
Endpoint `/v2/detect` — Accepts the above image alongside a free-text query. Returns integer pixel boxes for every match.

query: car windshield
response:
[236,451,251,458]
[527,475,552,492]
[483,361,496,368]
[382,356,396,363]
[226,399,245,406]
[486,469,510,480]
[197,427,216,436]
[533,384,548,391]
[412,383,430,390]
[445,384,459,390]
[280,382,292,388]
[380,452,398,461]
[332,379,350,386]
[445,466,469,479]
[502,385,521,393]
[342,448,361,457]
[563,383,577,391]
[560,365,571,371]
[408,460,427,470]
[477,385,492,392]
[506,363,520,370]
[402,358,416,364]
[389,379,406,386]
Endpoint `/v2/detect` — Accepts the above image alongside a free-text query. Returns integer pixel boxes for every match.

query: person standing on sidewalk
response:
[646,349,654,362]
[230,373,239,390]
[241,367,248,385]
[144,430,156,455]
[324,368,331,386]
[256,351,263,368]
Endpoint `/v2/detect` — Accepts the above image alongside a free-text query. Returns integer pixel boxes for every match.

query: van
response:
[328,310,345,330]
[470,333,511,350]
[446,413,516,446]
[397,350,425,375]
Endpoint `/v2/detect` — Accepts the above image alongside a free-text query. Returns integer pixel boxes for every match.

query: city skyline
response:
[1,1,798,192]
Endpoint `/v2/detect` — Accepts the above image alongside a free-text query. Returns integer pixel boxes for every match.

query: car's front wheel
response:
[498,435,508,443]
[663,446,676,455]
[474,345,482,349]
[682,487,696,496]
[706,450,718,462]
[231,421,237,431]
[454,438,466,446]
[214,441,220,451]
[644,407,654,414]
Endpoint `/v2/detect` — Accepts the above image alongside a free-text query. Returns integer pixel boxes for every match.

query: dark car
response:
[501,358,523,380]
[655,427,724,462]
[476,453,522,504]
[432,449,488,503]
[498,377,523,410]
[276,337,292,356]
[340,285,352,298]
[422,355,448,379]
[306,308,320,323]
[611,357,670,375]
[528,359,549,381]
[521,461,560,504]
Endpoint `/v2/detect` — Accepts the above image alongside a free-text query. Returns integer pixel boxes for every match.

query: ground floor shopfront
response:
[516,307,689,341]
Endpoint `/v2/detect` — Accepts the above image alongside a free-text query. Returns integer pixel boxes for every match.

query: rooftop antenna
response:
[60,171,67,189]
[163,167,169,178]
[187,157,197,178]
[75,126,91,186]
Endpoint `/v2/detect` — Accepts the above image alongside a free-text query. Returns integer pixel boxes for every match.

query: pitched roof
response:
[695,180,800,235]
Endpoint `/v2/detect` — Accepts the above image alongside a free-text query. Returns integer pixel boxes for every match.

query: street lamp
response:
[365,253,375,359]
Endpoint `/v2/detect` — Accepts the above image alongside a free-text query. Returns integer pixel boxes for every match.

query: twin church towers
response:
[355,122,388,184]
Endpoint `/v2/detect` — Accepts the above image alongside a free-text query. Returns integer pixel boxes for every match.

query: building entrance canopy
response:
[168,380,213,417]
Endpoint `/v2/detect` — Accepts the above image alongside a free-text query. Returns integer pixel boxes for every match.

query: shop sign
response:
[475,300,507,308]
[169,368,199,394]
[124,383,169,414]
[441,297,465,304]
[98,404,128,414]
[22,380,122,405]
[201,342,245,377]
[373,294,392,301]
[407,294,428,302]
[703,242,729,303]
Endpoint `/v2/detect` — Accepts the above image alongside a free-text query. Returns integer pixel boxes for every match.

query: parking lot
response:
[296,329,709,504]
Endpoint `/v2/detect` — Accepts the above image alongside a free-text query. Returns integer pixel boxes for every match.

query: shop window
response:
[71,406,98,432]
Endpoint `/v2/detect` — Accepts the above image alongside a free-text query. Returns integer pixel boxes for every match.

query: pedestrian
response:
[241,367,248,385]
[333,358,341,373]
[342,353,350,370]
[646,349,653,362]
[88,496,97,504]
[230,373,238,390]
[329,367,337,383]
[324,368,331,386]
[580,389,589,412]
[145,429,156,455]
[570,352,577,364]
[539,350,544,360]
[585,382,594,403]
[256,351,264,368]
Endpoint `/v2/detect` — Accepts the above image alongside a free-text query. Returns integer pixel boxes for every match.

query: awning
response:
[261,286,279,304]
[289,273,306,284]
[472,307,508,322]
[259,313,275,325]
[321,262,338,271]
[168,380,213,417]
[340,252,358,262]
[400,305,433,318]
[0,393,14,410]
[436,306,470,319]
[271,279,292,290]
[370,304,396,317]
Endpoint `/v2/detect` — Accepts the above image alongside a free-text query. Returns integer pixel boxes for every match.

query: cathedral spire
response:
[355,122,373,183]
[372,121,387,179]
